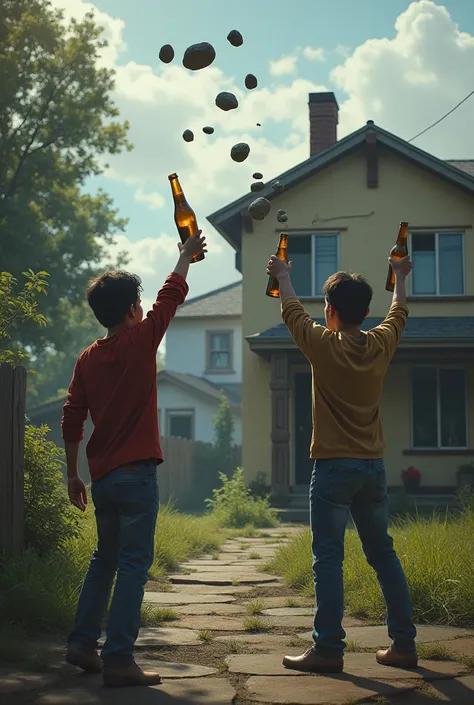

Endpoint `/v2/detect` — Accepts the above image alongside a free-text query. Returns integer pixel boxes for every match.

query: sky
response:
[50,0,474,312]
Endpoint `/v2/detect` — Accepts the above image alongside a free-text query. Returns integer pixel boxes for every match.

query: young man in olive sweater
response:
[266,253,416,674]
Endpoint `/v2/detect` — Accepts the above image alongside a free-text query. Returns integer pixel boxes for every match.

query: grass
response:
[285,597,300,608]
[243,616,270,632]
[248,551,262,560]
[416,642,453,661]
[198,629,213,642]
[140,605,180,627]
[0,504,224,637]
[246,599,266,615]
[265,509,474,627]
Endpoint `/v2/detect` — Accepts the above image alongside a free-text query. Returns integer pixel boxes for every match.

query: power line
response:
[408,88,474,143]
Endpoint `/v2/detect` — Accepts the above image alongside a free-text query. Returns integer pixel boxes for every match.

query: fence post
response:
[0,363,27,555]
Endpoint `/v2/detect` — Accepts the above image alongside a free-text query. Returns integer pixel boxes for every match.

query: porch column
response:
[270,352,290,500]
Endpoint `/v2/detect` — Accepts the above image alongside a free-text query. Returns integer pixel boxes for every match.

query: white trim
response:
[408,230,465,297]
[411,365,469,450]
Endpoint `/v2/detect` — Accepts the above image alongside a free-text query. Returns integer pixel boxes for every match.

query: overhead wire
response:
[407,88,474,142]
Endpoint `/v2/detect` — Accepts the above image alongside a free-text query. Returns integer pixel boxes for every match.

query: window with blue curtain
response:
[411,232,464,296]
[287,233,338,297]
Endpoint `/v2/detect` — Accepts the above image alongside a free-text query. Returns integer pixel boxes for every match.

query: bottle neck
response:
[169,177,184,198]
[396,225,408,245]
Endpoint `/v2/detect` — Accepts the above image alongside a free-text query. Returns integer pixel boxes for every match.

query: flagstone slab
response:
[169,572,280,586]
[245,675,415,704]
[0,671,60,695]
[171,584,251,595]
[37,675,235,704]
[262,607,314,617]
[143,591,235,604]
[446,637,474,659]
[124,627,202,647]
[298,624,474,648]
[429,676,474,703]
[216,633,307,651]
[175,603,245,616]
[179,563,265,573]
[135,659,217,678]
[182,559,239,567]
[226,652,467,680]
[244,596,313,609]
[264,615,313,629]
[173,616,249,631]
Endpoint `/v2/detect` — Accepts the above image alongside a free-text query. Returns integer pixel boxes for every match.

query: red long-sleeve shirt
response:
[61,272,189,482]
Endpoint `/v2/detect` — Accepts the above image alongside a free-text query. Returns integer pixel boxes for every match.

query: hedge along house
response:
[207,92,474,513]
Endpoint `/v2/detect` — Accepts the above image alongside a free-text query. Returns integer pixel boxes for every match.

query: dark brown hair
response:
[86,270,143,328]
[323,271,372,325]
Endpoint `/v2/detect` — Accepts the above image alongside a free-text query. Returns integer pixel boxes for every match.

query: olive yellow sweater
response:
[281,298,408,459]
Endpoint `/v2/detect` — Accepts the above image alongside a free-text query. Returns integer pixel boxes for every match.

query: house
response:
[159,281,242,444]
[207,91,474,508]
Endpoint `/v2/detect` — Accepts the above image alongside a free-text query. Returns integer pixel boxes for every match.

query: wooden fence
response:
[158,436,194,504]
[0,363,27,555]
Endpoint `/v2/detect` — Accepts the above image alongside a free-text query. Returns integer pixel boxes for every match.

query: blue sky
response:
[54,0,474,307]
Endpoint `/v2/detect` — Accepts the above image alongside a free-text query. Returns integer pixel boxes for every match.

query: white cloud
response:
[134,188,165,210]
[331,0,474,156]
[302,46,326,62]
[334,44,351,58]
[268,55,298,76]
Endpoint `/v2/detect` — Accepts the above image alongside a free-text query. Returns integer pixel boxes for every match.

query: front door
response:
[293,372,313,486]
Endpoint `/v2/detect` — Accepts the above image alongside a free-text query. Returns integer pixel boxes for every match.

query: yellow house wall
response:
[242,146,474,485]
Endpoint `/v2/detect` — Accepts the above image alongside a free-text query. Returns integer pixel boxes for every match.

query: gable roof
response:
[175,280,242,318]
[207,121,474,252]
[247,316,474,352]
[158,370,241,407]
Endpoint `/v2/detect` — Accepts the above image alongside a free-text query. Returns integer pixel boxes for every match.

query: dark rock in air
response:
[182,129,194,143]
[230,143,250,163]
[159,44,174,64]
[277,210,288,223]
[256,123,261,127]
[272,180,284,192]
[203,126,215,135]
[215,91,239,111]
[248,197,271,220]
[250,181,265,192]
[245,73,258,90]
[227,30,243,47]
[182,42,216,71]
[253,172,263,180]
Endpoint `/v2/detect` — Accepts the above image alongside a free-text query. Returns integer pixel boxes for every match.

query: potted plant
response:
[457,462,474,491]
[401,465,421,494]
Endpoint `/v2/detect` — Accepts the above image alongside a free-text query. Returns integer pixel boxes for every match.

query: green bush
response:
[24,425,80,554]
[266,509,474,627]
[206,468,279,529]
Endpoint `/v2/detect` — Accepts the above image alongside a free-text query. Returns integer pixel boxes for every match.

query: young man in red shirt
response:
[62,233,206,687]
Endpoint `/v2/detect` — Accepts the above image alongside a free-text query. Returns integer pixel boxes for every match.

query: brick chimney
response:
[309,92,339,157]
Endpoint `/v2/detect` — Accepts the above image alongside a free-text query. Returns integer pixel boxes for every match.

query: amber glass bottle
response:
[169,173,204,263]
[266,233,288,297]
[385,221,408,292]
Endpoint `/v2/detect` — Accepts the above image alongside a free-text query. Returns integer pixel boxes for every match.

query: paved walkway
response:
[2,525,474,704]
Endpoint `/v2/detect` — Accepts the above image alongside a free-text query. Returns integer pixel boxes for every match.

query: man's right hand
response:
[389,255,412,278]
[178,230,207,261]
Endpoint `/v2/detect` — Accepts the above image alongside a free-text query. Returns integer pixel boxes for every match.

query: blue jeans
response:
[68,461,159,667]
[310,458,416,656]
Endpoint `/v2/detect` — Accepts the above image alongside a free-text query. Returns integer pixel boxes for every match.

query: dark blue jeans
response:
[68,461,159,667]
[310,458,416,656]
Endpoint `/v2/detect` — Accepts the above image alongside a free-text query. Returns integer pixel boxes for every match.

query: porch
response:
[245,315,474,519]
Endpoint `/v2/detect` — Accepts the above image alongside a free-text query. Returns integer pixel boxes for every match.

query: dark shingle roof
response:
[158,370,241,406]
[248,317,474,346]
[446,160,474,178]
[175,281,242,317]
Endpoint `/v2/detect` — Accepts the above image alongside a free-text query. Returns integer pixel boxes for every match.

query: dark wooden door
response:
[293,372,313,486]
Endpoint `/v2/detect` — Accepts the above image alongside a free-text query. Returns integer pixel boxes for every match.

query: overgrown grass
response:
[246,599,266,615]
[140,605,180,626]
[243,616,270,632]
[266,510,474,627]
[0,504,224,636]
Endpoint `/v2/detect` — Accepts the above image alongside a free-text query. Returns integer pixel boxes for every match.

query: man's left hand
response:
[266,255,292,279]
[68,476,87,512]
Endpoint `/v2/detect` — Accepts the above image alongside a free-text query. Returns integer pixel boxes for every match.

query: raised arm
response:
[371,255,412,359]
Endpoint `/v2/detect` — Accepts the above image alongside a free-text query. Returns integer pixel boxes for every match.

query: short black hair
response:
[86,270,143,328]
[323,271,373,325]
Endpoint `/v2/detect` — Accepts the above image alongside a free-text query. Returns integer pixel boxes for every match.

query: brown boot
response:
[376,645,418,669]
[103,661,162,687]
[283,647,344,674]
[66,646,103,673]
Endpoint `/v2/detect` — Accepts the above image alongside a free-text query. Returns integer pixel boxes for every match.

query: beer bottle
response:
[385,221,409,292]
[168,173,205,263]
[266,233,288,297]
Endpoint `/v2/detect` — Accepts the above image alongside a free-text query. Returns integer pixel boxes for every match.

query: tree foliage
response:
[0,0,131,360]
[212,394,236,477]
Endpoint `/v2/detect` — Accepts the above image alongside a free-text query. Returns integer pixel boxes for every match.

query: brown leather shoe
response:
[376,645,418,669]
[66,647,103,673]
[103,661,162,687]
[283,647,344,673]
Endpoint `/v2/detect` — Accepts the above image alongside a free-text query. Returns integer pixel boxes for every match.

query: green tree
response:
[212,394,236,477]
[0,0,131,358]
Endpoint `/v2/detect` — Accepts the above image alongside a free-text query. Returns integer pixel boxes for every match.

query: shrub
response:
[206,468,279,528]
[248,471,271,499]
[24,425,80,554]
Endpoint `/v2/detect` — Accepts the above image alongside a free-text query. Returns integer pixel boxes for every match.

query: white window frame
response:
[408,230,466,297]
[285,232,340,298]
[206,330,233,372]
[411,366,469,450]
[166,408,195,440]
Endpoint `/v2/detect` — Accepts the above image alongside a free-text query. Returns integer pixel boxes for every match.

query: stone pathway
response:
[3,525,474,704]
